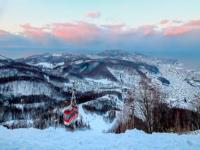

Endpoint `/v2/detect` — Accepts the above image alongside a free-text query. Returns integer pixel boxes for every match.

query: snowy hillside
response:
[17,51,200,107]
[0,50,200,134]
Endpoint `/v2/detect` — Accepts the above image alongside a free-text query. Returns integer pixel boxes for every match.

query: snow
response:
[79,104,115,132]
[52,53,62,57]
[35,61,64,69]
[57,62,64,66]
[66,78,118,92]
[85,78,114,85]
[1,53,200,150]
[156,63,200,108]
[0,126,200,150]
[2,120,33,126]
[13,102,46,109]
[0,81,64,101]
[35,62,54,69]
[0,81,52,97]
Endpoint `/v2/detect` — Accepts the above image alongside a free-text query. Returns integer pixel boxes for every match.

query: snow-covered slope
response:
[0,126,200,150]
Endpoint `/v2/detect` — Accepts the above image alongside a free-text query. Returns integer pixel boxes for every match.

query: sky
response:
[0,0,200,61]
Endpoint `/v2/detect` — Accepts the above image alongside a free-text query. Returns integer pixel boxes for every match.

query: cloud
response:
[51,22,100,42]
[85,11,101,18]
[0,30,33,48]
[0,19,200,58]
[17,19,200,41]
[160,20,169,25]
[0,29,8,36]
[185,19,200,26]
[20,24,47,38]
[137,25,157,35]
[172,20,183,24]
[163,26,191,36]
[163,19,200,36]
[102,24,125,33]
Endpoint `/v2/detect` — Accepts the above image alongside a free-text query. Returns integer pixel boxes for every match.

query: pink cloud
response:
[137,25,157,35]
[160,20,169,25]
[0,30,9,36]
[0,29,12,37]
[51,22,100,41]
[20,24,46,37]
[163,26,191,36]
[1,18,200,52]
[163,19,200,36]
[17,19,200,40]
[185,19,200,26]
[85,12,101,18]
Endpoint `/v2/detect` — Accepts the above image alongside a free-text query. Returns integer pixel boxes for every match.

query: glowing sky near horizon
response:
[0,0,200,58]
[0,0,199,32]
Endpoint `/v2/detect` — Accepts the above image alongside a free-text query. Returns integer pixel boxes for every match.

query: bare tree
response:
[111,88,136,133]
[138,77,165,133]
[196,95,200,113]
[125,89,135,128]
[193,94,200,113]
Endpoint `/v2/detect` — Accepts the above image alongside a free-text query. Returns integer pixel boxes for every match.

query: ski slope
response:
[0,126,200,150]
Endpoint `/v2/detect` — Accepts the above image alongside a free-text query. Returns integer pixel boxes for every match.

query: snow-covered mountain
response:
[0,50,200,133]
[17,50,200,104]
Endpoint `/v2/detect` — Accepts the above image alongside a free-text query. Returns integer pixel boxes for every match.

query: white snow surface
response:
[79,105,110,132]
[35,62,54,69]
[0,126,200,150]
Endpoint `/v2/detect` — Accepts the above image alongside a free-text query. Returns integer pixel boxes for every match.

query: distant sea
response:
[141,50,200,71]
